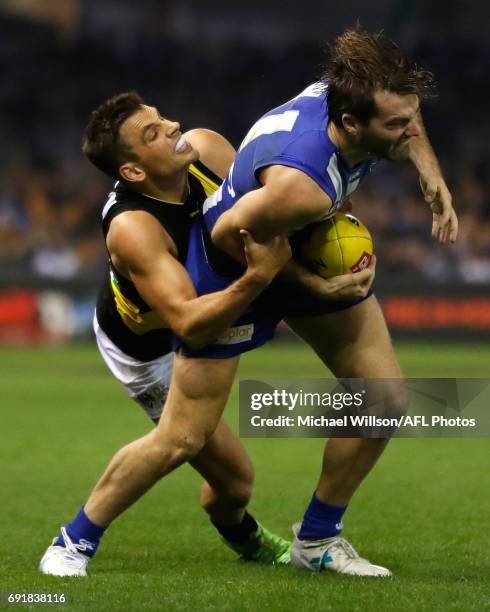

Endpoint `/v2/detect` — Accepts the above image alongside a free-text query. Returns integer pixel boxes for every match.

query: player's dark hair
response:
[82,91,145,179]
[322,25,436,127]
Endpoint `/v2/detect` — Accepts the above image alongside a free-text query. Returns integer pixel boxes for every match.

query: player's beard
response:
[358,130,410,162]
[387,138,411,161]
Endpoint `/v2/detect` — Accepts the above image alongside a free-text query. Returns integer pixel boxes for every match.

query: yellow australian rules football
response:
[299,212,373,278]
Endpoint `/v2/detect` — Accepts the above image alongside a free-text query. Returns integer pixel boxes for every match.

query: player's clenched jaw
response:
[323,26,434,165]
[118,105,199,185]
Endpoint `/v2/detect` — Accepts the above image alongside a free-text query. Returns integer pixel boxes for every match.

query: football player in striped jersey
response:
[39,91,294,576]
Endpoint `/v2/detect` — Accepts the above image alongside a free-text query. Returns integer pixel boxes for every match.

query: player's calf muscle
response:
[200,479,252,516]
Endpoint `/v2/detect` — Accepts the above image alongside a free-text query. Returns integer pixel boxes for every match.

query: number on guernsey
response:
[238,110,299,152]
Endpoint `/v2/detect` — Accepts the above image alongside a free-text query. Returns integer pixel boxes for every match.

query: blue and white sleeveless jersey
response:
[202,81,377,234]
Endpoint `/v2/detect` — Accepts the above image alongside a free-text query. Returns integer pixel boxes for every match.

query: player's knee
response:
[363,379,409,420]
[384,379,409,419]
[147,430,207,474]
[169,432,207,465]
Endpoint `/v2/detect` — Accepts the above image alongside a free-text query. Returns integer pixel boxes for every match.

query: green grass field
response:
[1,341,489,611]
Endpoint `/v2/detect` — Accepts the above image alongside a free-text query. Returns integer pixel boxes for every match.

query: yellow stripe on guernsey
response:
[110,165,219,335]
[189,163,220,197]
[110,271,168,335]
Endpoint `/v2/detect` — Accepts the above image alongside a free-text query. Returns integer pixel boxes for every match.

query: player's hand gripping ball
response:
[298,212,373,278]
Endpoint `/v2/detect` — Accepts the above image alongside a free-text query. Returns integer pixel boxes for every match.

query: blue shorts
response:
[175,219,371,359]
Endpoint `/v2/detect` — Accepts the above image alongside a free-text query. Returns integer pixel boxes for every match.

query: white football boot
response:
[39,527,91,577]
[291,523,392,577]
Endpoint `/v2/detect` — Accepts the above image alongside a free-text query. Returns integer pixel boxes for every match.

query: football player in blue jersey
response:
[45,27,458,578]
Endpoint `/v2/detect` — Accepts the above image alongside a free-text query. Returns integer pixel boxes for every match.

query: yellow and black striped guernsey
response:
[96,161,222,361]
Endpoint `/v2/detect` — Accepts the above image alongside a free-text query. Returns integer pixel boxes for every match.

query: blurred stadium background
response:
[1,3,489,609]
[0,0,489,345]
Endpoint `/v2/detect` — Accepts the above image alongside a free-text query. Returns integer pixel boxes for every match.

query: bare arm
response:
[108,211,290,349]
[212,165,375,300]
[185,128,235,179]
[408,111,458,243]
[212,166,331,257]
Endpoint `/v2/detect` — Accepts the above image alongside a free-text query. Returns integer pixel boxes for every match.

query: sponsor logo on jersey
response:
[215,323,254,345]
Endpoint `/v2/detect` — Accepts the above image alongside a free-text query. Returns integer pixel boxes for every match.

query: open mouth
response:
[174,135,190,154]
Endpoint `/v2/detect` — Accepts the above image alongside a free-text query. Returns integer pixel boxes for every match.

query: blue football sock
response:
[298,494,347,540]
[55,507,106,557]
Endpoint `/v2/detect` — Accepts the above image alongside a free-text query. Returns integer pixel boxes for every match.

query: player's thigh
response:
[155,352,240,444]
[94,314,172,421]
[190,419,254,494]
[286,295,402,379]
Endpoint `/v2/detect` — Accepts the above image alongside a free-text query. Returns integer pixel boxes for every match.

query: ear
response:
[341,113,360,136]
[119,162,146,183]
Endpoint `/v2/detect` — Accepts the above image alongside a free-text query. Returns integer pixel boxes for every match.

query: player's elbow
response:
[175,321,213,351]
[211,211,242,257]
[167,314,199,349]
[168,305,216,349]
[180,331,209,351]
